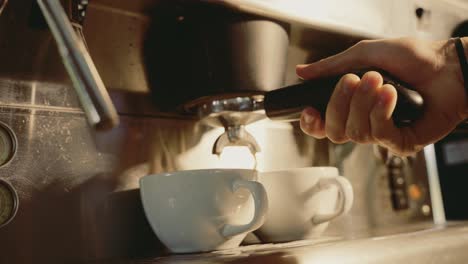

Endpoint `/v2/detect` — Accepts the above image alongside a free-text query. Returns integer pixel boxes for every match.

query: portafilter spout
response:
[189,95,265,155]
[213,125,261,156]
[185,70,425,155]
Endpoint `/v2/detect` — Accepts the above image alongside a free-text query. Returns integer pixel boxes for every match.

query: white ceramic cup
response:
[139,169,268,253]
[255,167,353,242]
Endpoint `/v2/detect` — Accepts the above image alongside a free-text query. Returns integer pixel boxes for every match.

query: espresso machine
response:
[0,0,467,263]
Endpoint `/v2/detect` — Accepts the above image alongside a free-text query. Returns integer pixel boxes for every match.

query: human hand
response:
[297,38,468,156]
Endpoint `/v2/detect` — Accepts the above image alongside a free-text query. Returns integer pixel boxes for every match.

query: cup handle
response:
[221,180,269,238]
[312,176,354,225]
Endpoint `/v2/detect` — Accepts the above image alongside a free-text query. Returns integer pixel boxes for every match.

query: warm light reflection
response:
[218,146,257,169]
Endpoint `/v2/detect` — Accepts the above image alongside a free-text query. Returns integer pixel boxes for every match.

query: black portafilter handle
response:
[263,71,424,127]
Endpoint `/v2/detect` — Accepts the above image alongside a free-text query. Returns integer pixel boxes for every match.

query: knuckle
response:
[352,41,370,58]
[339,74,360,90]
[360,74,383,92]
[300,122,312,134]
[345,125,370,143]
[326,126,347,144]
[382,130,423,157]
[355,40,371,47]
[300,121,324,139]
[350,93,369,109]
[342,73,360,82]
[301,127,316,137]
[396,135,423,156]
[354,40,377,62]
[370,120,388,141]
[381,83,396,93]
[391,147,416,157]
[362,70,382,81]
[371,128,386,141]
[369,108,381,125]
[329,135,348,144]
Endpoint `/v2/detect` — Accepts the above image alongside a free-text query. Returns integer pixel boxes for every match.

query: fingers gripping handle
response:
[221,180,268,238]
[312,176,354,225]
[264,71,424,127]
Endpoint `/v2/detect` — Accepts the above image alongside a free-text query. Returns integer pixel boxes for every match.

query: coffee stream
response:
[217,146,258,170]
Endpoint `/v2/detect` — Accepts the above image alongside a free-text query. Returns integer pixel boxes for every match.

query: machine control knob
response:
[0,179,18,228]
[0,123,16,167]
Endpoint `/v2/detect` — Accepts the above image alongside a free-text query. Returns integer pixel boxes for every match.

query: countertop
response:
[92,222,468,264]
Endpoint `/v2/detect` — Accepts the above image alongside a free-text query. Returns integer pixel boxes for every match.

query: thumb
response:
[296,40,378,80]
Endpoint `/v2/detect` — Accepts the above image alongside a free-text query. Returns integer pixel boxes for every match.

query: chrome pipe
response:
[37,0,119,130]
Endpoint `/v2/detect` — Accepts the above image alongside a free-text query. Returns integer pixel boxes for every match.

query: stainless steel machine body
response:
[0,0,465,263]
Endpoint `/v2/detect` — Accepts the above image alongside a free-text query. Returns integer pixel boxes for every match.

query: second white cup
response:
[255,167,353,242]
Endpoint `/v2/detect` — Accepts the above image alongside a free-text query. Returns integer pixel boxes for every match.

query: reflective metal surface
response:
[0,78,433,262]
[186,95,266,128]
[0,0,445,263]
[0,119,436,262]
[213,125,261,155]
[186,95,265,155]
[38,0,119,130]
[0,0,69,83]
[87,222,468,264]
[0,85,313,262]
[0,0,7,15]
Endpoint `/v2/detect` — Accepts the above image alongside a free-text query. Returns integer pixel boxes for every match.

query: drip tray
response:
[89,222,468,264]
[185,236,341,257]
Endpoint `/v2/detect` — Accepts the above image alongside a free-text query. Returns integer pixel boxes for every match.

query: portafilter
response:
[184,70,424,155]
